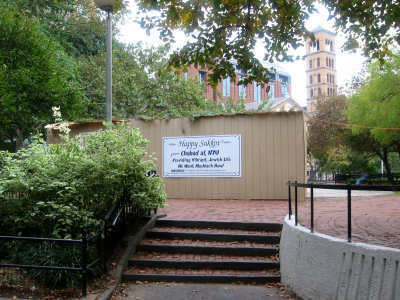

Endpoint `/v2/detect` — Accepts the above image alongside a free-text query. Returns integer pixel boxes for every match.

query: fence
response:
[0,229,101,297]
[0,187,155,297]
[334,173,400,184]
[47,112,307,200]
[287,181,400,242]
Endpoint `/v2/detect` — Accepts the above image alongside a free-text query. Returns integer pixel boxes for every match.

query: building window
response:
[310,60,313,69]
[326,39,333,52]
[254,82,262,102]
[317,58,320,67]
[281,83,289,98]
[268,82,275,99]
[199,71,206,84]
[326,58,329,67]
[318,88,321,95]
[331,59,334,68]
[310,89,314,98]
[327,74,329,83]
[332,75,334,84]
[318,74,321,83]
[310,40,320,52]
[310,75,313,84]
[238,76,247,99]
[222,77,231,97]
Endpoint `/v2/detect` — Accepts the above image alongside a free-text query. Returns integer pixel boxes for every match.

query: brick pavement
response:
[159,193,400,249]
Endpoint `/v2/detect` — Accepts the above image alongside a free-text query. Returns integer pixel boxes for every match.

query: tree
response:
[3,0,126,57]
[344,55,400,179]
[137,0,315,87]
[80,42,242,120]
[0,6,85,151]
[322,0,399,63]
[136,0,400,87]
[307,95,379,175]
[345,55,400,148]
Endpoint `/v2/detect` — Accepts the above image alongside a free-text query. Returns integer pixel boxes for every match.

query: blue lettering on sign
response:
[208,150,219,155]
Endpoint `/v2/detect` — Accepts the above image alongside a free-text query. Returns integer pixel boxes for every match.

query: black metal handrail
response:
[0,171,160,297]
[287,181,400,243]
[0,228,102,297]
[103,188,143,272]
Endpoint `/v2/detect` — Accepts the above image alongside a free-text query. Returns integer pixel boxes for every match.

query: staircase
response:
[122,219,282,284]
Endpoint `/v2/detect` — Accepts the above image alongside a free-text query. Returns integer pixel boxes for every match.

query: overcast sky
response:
[117,3,366,107]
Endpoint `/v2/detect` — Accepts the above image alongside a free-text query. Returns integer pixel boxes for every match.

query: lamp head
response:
[94,0,116,12]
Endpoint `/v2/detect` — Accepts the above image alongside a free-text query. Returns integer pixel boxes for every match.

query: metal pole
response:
[347,187,352,243]
[81,229,88,297]
[310,185,314,233]
[288,181,292,220]
[295,181,298,226]
[106,11,112,123]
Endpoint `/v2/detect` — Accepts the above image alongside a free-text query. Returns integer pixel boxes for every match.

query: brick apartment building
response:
[184,61,292,106]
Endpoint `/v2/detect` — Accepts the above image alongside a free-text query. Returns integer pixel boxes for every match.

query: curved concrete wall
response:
[280,216,400,300]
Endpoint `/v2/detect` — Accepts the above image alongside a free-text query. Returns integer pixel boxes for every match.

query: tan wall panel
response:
[46,112,306,200]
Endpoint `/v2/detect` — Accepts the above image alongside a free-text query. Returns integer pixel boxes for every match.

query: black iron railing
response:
[0,228,102,297]
[287,181,400,242]
[103,188,145,272]
[0,171,160,297]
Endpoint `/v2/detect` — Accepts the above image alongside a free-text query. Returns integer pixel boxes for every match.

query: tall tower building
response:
[305,26,338,113]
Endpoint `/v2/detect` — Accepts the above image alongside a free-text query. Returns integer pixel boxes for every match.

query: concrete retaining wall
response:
[280,216,400,300]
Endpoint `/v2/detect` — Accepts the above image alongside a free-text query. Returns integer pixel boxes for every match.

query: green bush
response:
[0,122,166,286]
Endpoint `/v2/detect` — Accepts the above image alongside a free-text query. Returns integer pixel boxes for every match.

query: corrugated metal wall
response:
[47,111,306,200]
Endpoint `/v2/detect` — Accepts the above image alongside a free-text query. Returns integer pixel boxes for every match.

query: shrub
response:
[0,122,166,286]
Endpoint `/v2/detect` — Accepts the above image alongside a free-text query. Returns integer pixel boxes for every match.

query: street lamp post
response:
[94,0,116,123]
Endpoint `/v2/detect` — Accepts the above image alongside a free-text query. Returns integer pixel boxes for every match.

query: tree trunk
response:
[15,129,24,152]
[375,146,393,181]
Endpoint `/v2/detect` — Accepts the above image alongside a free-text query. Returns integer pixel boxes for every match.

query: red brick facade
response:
[184,64,291,105]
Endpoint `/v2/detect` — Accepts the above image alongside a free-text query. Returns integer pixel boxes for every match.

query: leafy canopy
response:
[80,42,250,120]
[0,5,86,152]
[136,0,400,86]
[0,122,166,239]
[137,0,315,87]
[345,54,400,146]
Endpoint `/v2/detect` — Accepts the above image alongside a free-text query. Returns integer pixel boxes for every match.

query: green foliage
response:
[0,123,166,287]
[3,240,99,288]
[0,123,165,239]
[137,0,316,87]
[136,0,400,87]
[322,0,399,63]
[80,42,249,120]
[0,5,86,152]
[307,94,384,175]
[2,0,127,57]
[345,55,400,147]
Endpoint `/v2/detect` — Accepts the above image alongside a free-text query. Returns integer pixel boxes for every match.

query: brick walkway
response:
[159,193,400,249]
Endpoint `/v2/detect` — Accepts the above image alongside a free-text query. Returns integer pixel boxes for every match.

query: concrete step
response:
[123,219,282,285]
[137,242,279,256]
[146,229,281,244]
[122,272,281,284]
[128,258,279,270]
[155,219,283,232]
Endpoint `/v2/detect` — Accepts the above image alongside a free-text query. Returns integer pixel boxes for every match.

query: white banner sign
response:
[162,135,241,177]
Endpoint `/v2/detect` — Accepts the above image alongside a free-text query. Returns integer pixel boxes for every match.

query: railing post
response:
[103,221,108,273]
[81,229,87,297]
[288,181,292,220]
[347,186,352,243]
[97,224,102,273]
[295,181,298,226]
[310,184,314,233]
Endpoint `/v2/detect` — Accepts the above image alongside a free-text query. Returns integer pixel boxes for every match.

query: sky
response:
[117,3,367,107]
